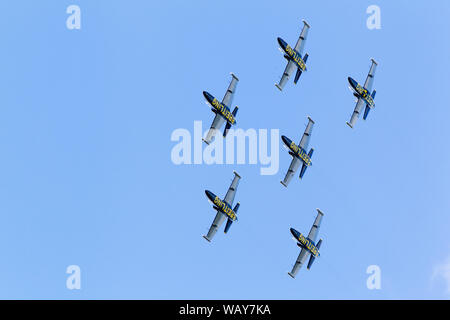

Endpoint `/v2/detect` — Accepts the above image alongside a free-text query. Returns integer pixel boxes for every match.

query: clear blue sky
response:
[0,0,449,299]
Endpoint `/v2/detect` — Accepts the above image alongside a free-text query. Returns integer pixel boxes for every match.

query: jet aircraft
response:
[280,116,315,187]
[347,59,378,128]
[275,20,310,91]
[203,73,239,144]
[288,209,324,278]
[203,171,241,242]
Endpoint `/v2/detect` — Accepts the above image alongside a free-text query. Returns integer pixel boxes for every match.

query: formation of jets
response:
[198,19,379,278]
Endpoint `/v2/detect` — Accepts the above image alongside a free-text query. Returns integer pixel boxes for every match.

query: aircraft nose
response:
[277,37,286,49]
[203,91,213,103]
[347,77,356,87]
[281,135,291,147]
[290,228,299,238]
[205,190,216,202]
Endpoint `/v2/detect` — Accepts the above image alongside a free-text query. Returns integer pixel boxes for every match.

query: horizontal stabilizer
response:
[223,106,238,137]
[299,163,307,179]
[294,68,302,84]
[363,90,376,121]
[316,238,323,250]
[224,218,233,234]
[223,122,231,137]
[363,105,370,120]
[299,148,313,179]
[203,235,211,242]
[287,272,295,279]
[275,83,283,91]
[307,255,315,270]
[303,53,309,63]
[307,239,322,269]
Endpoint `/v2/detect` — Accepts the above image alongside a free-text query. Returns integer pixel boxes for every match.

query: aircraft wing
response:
[221,73,239,108]
[294,20,310,54]
[363,59,378,92]
[307,209,324,243]
[288,247,310,278]
[275,60,297,91]
[281,157,301,187]
[203,113,225,144]
[223,171,241,206]
[204,211,226,242]
[347,97,365,128]
[298,116,314,150]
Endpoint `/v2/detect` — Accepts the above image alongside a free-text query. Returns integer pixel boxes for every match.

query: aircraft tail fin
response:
[294,53,308,84]
[224,203,239,234]
[223,107,238,137]
[307,239,322,270]
[363,90,376,120]
[299,148,314,179]
[294,53,309,84]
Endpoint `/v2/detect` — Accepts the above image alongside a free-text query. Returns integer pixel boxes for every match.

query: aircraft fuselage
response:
[277,37,307,72]
[348,77,375,108]
[205,190,237,221]
[290,228,319,257]
[281,135,312,166]
[203,91,236,125]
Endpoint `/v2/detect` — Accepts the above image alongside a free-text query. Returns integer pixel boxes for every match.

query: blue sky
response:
[0,0,449,299]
